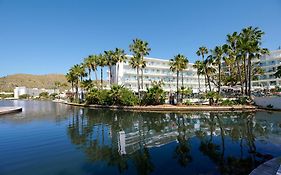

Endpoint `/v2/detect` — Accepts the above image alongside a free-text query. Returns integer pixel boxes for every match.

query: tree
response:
[104,50,115,86]
[129,55,142,99]
[193,60,204,92]
[129,38,151,90]
[238,26,268,97]
[211,46,224,96]
[70,64,87,102]
[98,53,107,89]
[169,54,188,103]
[196,46,209,92]
[112,48,127,84]
[274,66,281,78]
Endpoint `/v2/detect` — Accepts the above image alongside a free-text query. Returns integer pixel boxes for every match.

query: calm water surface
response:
[0,100,281,175]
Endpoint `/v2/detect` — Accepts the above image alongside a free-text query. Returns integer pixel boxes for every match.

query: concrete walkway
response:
[250,157,281,175]
[0,107,22,115]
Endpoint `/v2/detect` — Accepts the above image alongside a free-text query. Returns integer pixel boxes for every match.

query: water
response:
[0,100,281,175]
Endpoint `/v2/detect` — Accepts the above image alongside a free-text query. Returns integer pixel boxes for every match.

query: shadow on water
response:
[67,108,281,175]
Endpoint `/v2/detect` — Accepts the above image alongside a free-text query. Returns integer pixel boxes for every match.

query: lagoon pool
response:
[0,100,281,175]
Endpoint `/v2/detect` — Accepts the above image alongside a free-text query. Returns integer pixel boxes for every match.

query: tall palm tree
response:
[196,46,209,92]
[212,46,224,96]
[83,56,93,81]
[169,54,188,103]
[193,60,204,92]
[129,38,151,90]
[98,53,107,89]
[71,64,87,102]
[112,48,127,84]
[84,55,99,82]
[129,55,142,99]
[104,50,115,86]
[238,26,268,97]
[65,71,76,93]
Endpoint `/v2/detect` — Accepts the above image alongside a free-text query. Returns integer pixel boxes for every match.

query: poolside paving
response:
[250,157,281,175]
[0,107,22,115]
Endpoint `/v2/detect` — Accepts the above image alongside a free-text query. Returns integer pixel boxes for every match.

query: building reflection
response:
[67,109,281,174]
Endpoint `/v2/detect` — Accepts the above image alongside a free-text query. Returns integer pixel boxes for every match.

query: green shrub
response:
[141,81,166,105]
[184,100,193,106]
[221,99,236,106]
[19,94,30,99]
[85,85,138,106]
[39,92,49,99]
[235,96,250,105]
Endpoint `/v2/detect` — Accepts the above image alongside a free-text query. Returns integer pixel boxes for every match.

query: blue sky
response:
[0,0,281,77]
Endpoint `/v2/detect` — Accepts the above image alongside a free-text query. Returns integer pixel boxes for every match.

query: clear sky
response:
[0,0,281,77]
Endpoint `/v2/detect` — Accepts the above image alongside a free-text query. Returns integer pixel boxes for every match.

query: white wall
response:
[254,97,281,110]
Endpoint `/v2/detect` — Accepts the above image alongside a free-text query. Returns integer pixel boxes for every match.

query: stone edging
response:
[63,102,257,112]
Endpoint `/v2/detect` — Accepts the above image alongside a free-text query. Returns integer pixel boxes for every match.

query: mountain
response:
[0,74,69,92]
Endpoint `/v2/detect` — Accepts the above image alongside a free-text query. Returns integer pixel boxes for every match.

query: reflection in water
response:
[67,109,281,175]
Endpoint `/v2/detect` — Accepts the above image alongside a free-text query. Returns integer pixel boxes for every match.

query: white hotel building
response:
[109,55,205,92]
[109,50,281,92]
[252,50,281,89]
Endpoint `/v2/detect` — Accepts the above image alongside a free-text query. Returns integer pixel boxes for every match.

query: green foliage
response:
[85,85,138,106]
[235,96,250,105]
[184,100,193,106]
[0,94,14,99]
[49,93,58,100]
[19,94,31,99]
[141,81,166,105]
[39,92,49,99]
[221,99,236,106]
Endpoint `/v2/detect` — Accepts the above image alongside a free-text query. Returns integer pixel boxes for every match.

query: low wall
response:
[254,97,281,110]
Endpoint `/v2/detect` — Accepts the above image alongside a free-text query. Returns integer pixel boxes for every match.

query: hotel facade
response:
[252,50,281,89]
[109,50,281,92]
[110,55,205,93]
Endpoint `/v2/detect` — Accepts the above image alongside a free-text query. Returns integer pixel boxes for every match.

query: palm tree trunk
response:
[218,64,221,95]
[94,69,98,87]
[244,56,248,96]
[101,67,103,89]
[88,69,91,81]
[197,74,201,92]
[207,74,212,92]
[176,71,179,104]
[237,60,243,95]
[248,56,252,98]
[109,66,112,86]
[116,63,119,85]
[137,67,140,99]
[181,71,184,103]
[141,68,144,90]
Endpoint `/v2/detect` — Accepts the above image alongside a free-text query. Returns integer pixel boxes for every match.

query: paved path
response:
[250,157,281,175]
[0,107,22,115]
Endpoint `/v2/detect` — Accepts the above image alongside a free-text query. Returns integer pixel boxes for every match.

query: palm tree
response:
[104,50,115,86]
[204,57,216,92]
[196,46,209,92]
[65,71,77,95]
[212,46,224,96]
[169,54,188,103]
[238,26,268,97]
[112,48,127,84]
[98,54,107,89]
[129,38,151,90]
[71,64,87,102]
[193,60,203,92]
[129,55,142,99]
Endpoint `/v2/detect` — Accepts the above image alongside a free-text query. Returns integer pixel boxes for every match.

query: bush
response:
[85,85,138,106]
[267,104,273,109]
[184,100,193,106]
[19,94,30,99]
[235,96,250,105]
[221,99,236,106]
[39,92,49,99]
[49,93,58,100]
[141,81,166,105]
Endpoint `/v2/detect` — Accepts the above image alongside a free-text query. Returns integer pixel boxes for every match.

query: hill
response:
[0,74,69,92]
